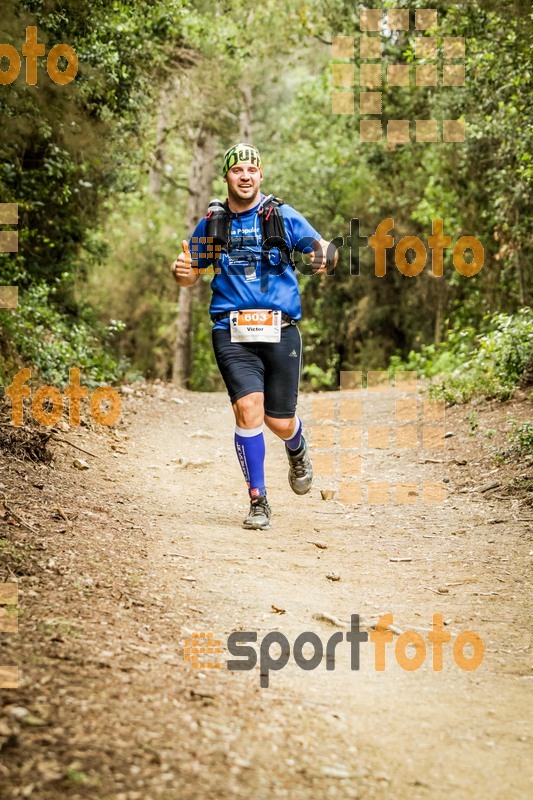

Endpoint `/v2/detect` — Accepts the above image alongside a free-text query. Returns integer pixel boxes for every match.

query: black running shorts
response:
[212,325,302,418]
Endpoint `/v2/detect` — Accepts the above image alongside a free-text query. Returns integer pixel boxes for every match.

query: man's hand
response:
[171,240,199,287]
[308,238,338,274]
[171,240,191,280]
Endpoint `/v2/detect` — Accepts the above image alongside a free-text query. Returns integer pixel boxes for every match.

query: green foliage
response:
[467,411,479,432]
[1,0,532,390]
[188,303,223,392]
[188,318,224,392]
[508,420,533,455]
[302,361,339,391]
[389,325,476,377]
[81,192,183,380]
[391,308,533,403]
[253,0,532,383]
[64,768,89,784]
[0,0,186,288]
[0,282,125,387]
[0,0,198,383]
[0,538,24,566]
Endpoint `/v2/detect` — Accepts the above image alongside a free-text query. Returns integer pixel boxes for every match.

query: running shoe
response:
[286,435,313,495]
[242,496,272,530]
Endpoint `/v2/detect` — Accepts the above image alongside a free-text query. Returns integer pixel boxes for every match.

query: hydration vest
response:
[204,195,295,269]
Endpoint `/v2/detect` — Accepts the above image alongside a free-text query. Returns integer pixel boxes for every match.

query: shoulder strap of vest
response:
[259,195,283,218]
[203,196,294,269]
[259,196,295,269]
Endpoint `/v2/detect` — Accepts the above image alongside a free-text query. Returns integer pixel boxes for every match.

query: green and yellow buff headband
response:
[222,143,262,176]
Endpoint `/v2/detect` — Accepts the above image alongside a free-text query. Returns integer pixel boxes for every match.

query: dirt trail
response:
[0,385,532,799]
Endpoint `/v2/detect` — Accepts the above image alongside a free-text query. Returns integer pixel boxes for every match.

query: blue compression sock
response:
[234,425,266,499]
[284,416,303,452]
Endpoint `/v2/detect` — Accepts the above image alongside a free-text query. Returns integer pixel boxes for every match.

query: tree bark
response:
[520,346,533,389]
[433,281,447,347]
[239,83,253,141]
[148,78,177,198]
[172,127,216,386]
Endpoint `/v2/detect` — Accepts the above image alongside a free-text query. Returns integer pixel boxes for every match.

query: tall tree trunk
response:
[148,78,177,198]
[172,127,216,386]
[515,209,525,307]
[239,83,253,141]
[434,281,447,347]
[520,346,533,388]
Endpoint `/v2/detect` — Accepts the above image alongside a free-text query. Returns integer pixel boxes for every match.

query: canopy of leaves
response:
[1,0,531,395]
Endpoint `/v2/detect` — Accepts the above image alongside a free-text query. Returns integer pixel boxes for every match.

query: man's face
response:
[224,163,263,203]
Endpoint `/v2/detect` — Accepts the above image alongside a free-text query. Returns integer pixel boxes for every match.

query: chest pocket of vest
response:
[227,218,262,281]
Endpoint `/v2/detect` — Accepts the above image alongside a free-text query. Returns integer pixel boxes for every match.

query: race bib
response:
[230,309,282,343]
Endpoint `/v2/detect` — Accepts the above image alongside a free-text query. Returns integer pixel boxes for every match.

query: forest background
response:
[0,0,532,407]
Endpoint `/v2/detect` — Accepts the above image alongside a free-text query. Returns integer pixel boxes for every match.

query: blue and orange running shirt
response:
[188,195,321,330]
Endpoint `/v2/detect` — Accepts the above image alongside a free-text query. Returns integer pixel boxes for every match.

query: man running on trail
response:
[172,142,337,530]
